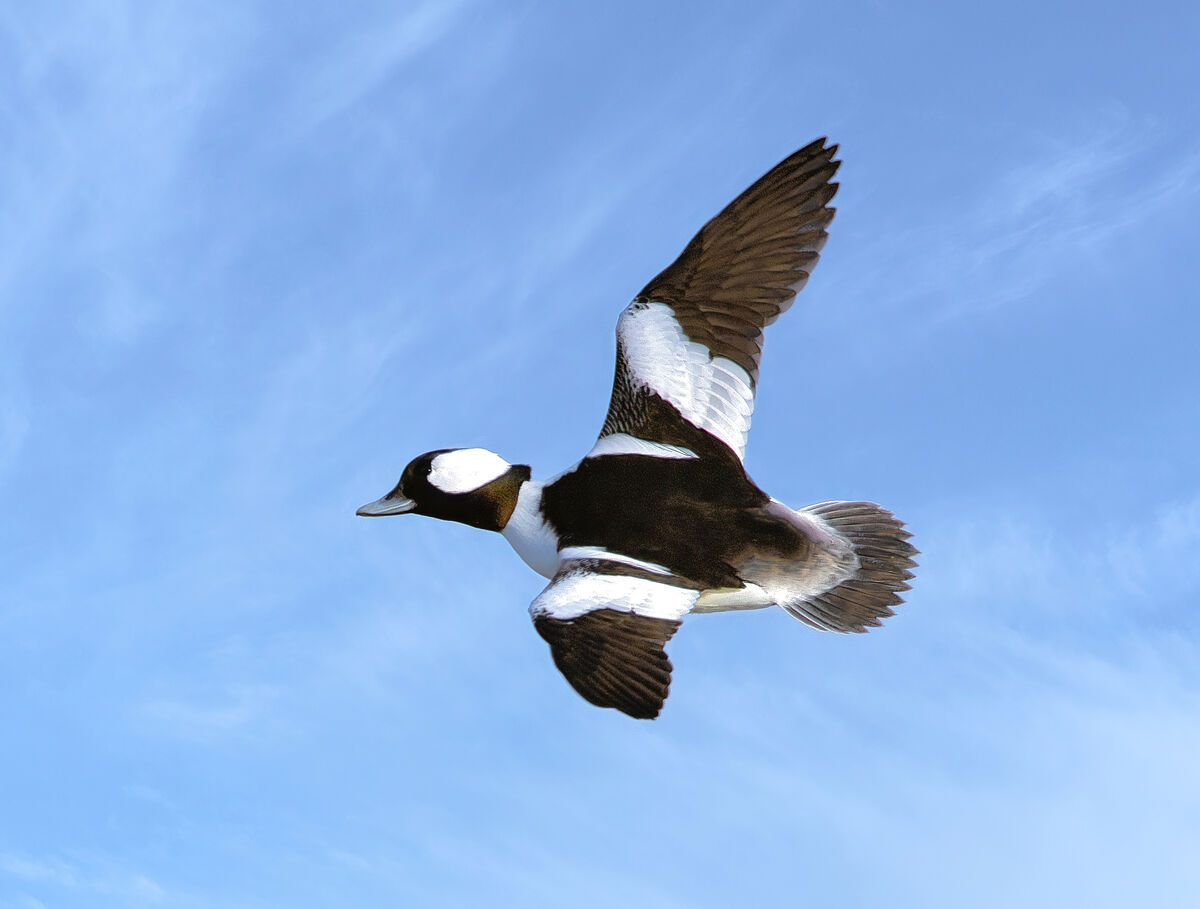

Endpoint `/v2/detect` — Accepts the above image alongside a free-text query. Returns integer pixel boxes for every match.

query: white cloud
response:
[284,0,473,135]
[0,852,165,906]
[0,386,28,479]
[618,484,1200,904]
[950,122,1200,313]
[0,3,253,343]
[818,115,1200,348]
[136,683,284,746]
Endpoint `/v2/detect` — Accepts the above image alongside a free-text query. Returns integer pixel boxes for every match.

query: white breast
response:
[499,481,559,578]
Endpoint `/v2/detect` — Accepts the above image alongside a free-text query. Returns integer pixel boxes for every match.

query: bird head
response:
[357,448,530,532]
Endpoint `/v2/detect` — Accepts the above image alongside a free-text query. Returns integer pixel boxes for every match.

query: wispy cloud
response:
[1104,491,1200,604]
[1,4,1196,908]
[940,122,1200,318]
[0,381,28,480]
[618,482,1200,902]
[0,3,251,343]
[822,114,1200,344]
[281,0,473,136]
[0,852,165,906]
[136,683,285,746]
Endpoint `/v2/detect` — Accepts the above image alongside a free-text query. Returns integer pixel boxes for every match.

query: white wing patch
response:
[428,448,510,494]
[585,433,698,460]
[619,302,754,459]
[530,567,699,621]
[557,546,673,576]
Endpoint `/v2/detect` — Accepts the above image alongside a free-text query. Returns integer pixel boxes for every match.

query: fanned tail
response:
[782,501,918,633]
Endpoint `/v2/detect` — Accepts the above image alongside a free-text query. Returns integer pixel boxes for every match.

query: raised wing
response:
[529,558,700,719]
[600,138,840,461]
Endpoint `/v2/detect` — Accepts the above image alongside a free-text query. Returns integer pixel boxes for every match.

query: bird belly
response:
[692,583,775,613]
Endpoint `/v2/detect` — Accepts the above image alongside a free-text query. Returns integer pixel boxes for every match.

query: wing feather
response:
[600,138,840,460]
[529,559,699,719]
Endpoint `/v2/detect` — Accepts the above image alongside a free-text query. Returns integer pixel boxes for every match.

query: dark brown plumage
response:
[533,609,682,719]
[635,137,839,385]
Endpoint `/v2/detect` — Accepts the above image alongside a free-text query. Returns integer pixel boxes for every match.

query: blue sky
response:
[2,1,1199,906]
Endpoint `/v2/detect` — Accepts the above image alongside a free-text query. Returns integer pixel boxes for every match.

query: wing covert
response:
[529,558,699,719]
[600,138,840,461]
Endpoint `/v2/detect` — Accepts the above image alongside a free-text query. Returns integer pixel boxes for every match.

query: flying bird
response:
[358,138,917,719]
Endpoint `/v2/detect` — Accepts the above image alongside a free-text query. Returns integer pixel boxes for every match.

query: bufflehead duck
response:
[359,138,916,719]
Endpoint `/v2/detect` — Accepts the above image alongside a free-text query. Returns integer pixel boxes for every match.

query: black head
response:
[357,448,531,532]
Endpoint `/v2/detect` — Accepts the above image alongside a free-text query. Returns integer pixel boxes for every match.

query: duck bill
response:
[356,494,417,517]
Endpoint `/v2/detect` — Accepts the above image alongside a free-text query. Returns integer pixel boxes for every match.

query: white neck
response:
[499,480,558,579]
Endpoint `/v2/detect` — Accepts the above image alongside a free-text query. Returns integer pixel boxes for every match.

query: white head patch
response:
[427,448,511,494]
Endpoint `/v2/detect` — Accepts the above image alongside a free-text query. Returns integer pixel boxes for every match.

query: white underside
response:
[692,583,775,613]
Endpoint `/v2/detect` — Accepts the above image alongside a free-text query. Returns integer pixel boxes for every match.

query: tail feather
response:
[782,500,918,633]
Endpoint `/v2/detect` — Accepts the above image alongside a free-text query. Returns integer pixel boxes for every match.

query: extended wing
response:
[529,557,701,719]
[600,138,839,461]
